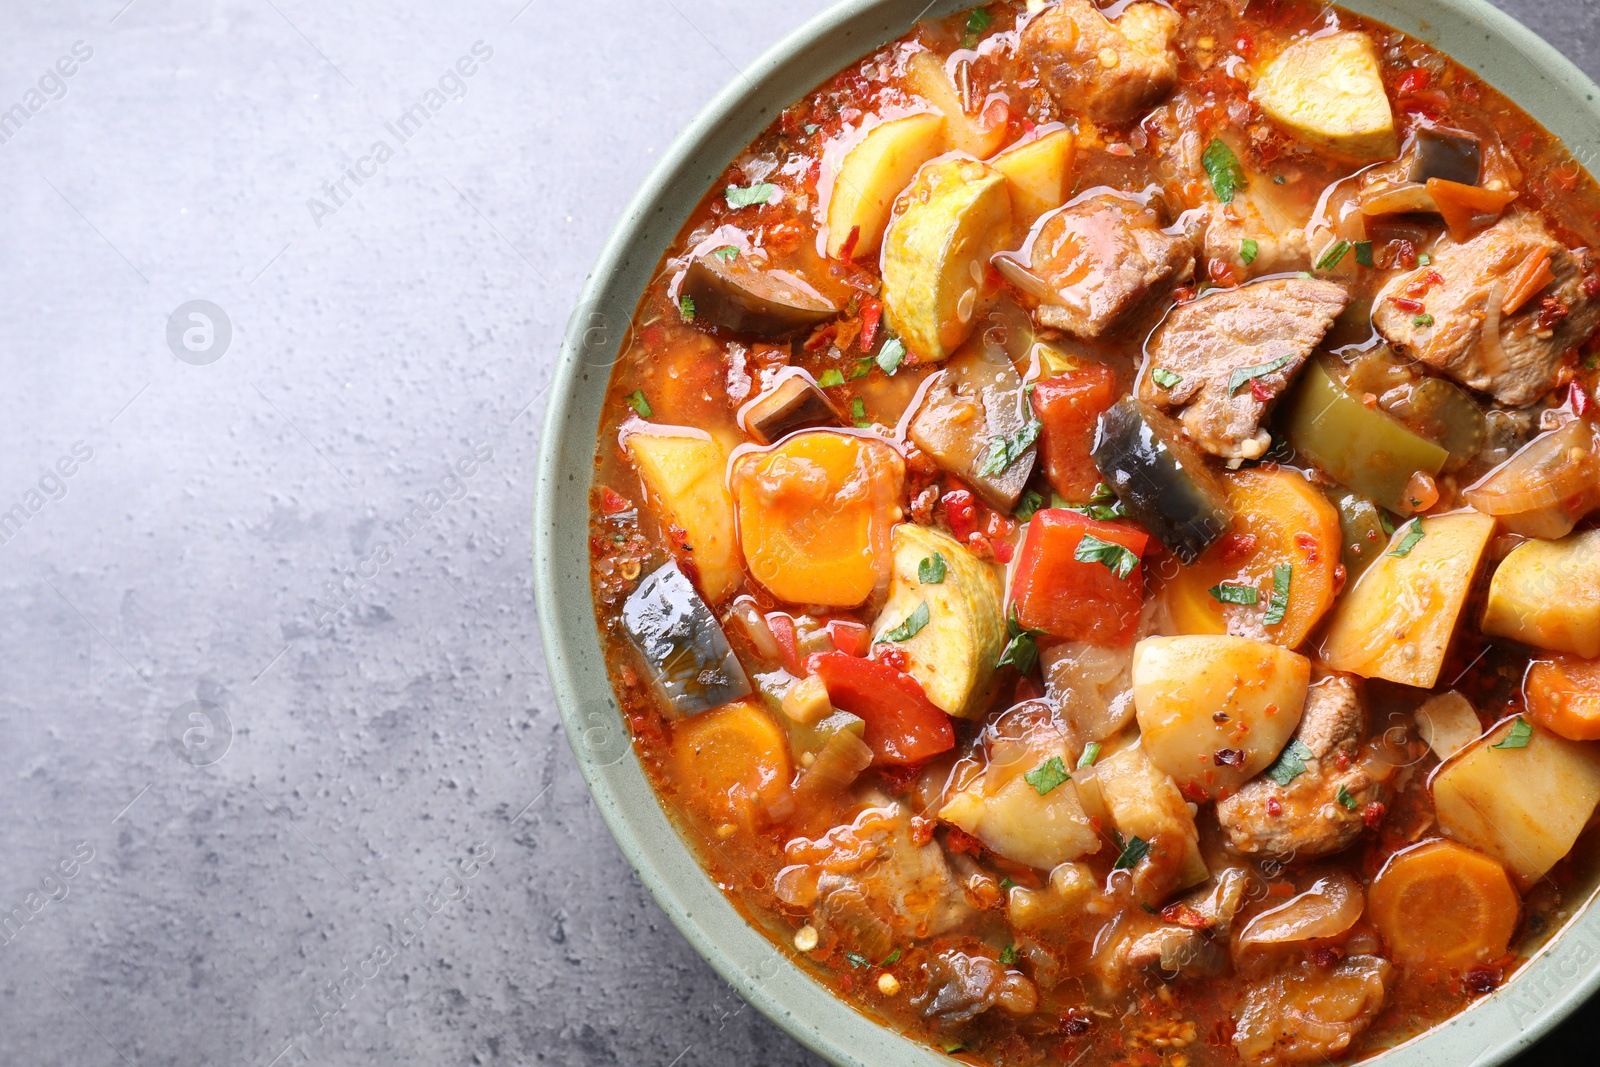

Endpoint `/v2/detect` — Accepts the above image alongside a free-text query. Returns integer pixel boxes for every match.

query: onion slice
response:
[1466,417,1600,516]
[1237,870,1365,948]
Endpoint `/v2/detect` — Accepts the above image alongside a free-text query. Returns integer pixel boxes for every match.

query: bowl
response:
[535,2,1600,1063]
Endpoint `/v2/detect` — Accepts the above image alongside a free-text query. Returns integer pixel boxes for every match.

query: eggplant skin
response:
[1091,397,1232,565]
[1408,127,1482,187]
[622,562,751,717]
[742,373,840,444]
[681,255,837,338]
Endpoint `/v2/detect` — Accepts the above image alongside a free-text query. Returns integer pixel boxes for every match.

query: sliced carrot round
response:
[1525,654,1600,741]
[669,700,793,825]
[1367,839,1520,970]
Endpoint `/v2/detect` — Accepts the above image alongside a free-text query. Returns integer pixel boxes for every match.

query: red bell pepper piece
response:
[807,652,954,765]
[1031,366,1119,502]
[1011,509,1148,646]
[765,612,802,675]
[826,619,872,658]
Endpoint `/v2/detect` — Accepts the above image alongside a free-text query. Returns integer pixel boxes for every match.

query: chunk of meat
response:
[1028,193,1197,338]
[1233,955,1395,1065]
[914,949,1039,1028]
[1116,866,1252,979]
[1216,673,1389,859]
[1144,277,1348,460]
[1372,212,1600,406]
[1021,0,1180,126]
[1204,190,1313,280]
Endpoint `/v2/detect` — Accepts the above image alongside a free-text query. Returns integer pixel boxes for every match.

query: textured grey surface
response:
[0,1,1591,1065]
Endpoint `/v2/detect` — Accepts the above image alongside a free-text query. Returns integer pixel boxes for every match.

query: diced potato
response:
[991,127,1076,227]
[882,159,1013,362]
[939,765,1100,871]
[1252,32,1398,162]
[1132,636,1311,799]
[1481,529,1600,659]
[1320,511,1496,688]
[905,51,1008,160]
[1432,717,1600,888]
[825,112,947,260]
[624,426,740,603]
[1096,743,1208,891]
[1414,691,1484,762]
[871,525,1005,718]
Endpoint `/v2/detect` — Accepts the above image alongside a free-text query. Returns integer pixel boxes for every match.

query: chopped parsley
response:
[966,8,993,35]
[1240,238,1259,265]
[846,952,870,969]
[817,368,846,388]
[725,182,777,208]
[851,396,871,428]
[1354,241,1375,268]
[880,948,902,966]
[942,1042,966,1054]
[1075,533,1141,580]
[679,295,696,320]
[876,337,906,375]
[1202,138,1247,204]
[1112,832,1151,870]
[1316,240,1352,271]
[1014,489,1045,522]
[877,601,929,644]
[1265,739,1315,786]
[999,877,1017,891]
[997,941,1019,966]
[1586,352,1600,371]
[1077,742,1102,769]
[1152,367,1183,389]
[1418,252,1433,266]
[978,418,1043,477]
[1264,564,1292,626]
[711,245,740,261]
[918,553,948,585]
[1025,757,1071,796]
[997,605,1045,673]
[803,123,820,136]
[1389,519,1426,557]
[1413,313,1435,328]
[1379,509,1397,536]
[1209,582,1259,606]
[627,390,653,417]
[847,359,873,380]
[1492,716,1534,750]
[1068,483,1129,523]
[1227,353,1295,396]
[1336,785,1358,810]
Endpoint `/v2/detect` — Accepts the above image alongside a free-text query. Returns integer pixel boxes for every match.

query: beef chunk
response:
[1372,212,1600,406]
[1029,193,1197,338]
[1144,277,1349,460]
[1021,0,1180,126]
[1204,190,1313,280]
[1216,673,1389,859]
[914,949,1038,1028]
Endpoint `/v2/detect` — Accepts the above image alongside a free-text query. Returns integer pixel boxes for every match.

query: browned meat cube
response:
[1143,277,1348,460]
[1203,191,1312,280]
[1021,0,1180,126]
[1372,212,1600,406]
[1028,193,1197,339]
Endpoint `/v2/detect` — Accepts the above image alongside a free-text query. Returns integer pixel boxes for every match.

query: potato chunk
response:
[1132,635,1310,799]
[871,525,1005,718]
[1252,32,1398,161]
[1481,528,1600,659]
[990,127,1075,227]
[905,51,1007,160]
[824,112,947,260]
[624,426,740,603]
[882,159,1013,361]
[1096,743,1208,892]
[1320,511,1495,688]
[1432,717,1600,887]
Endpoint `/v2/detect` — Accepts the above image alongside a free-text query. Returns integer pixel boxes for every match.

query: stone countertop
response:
[0,1,1593,1064]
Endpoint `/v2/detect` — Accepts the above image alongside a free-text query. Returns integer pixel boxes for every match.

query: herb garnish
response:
[725,182,777,208]
[1336,785,1358,810]
[876,337,906,375]
[1152,367,1183,389]
[918,553,948,585]
[817,368,845,388]
[679,295,696,320]
[978,418,1043,477]
[851,396,870,428]
[1317,240,1352,271]
[1112,832,1151,870]
[1014,489,1045,522]
[1024,757,1071,797]
[1413,314,1435,328]
[711,245,740,261]
[877,601,929,644]
[1077,742,1102,769]
[1265,739,1315,786]
[1075,533,1141,579]
[997,605,1045,673]
[1264,564,1292,626]
[1209,582,1259,606]
[1227,353,1295,396]
[1389,519,1426,557]
[627,390,653,418]
[1354,241,1375,268]
[1492,716,1534,750]
[1202,139,1247,204]
[1240,239,1259,265]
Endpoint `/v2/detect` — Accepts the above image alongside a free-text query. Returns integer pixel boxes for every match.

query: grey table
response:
[0,1,1593,1064]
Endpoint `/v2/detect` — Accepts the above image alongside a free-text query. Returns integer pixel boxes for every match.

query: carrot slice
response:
[670,700,793,825]
[1426,178,1518,242]
[1501,248,1555,317]
[1526,653,1600,741]
[1367,839,1520,970]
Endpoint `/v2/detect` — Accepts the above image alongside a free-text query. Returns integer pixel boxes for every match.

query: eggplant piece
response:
[1407,127,1482,187]
[739,371,841,444]
[1091,397,1233,565]
[907,328,1038,511]
[621,561,751,717]
[680,253,837,338]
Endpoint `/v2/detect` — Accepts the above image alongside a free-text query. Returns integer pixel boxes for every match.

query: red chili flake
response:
[1397,69,1431,96]
[837,224,861,263]
[1363,801,1388,830]
[1572,382,1592,417]
[858,298,883,351]
[1294,531,1320,563]
[600,487,633,515]
[944,826,986,856]
[909,815,936,846]
[1249,376,1274,403]
[1180,781,1210,804]
[1389,296,1426,313]
[1539,297,1572,330]
[944,489,980,542]
[1265,796,1283,817]
[1064,1014,1092,1037]
[1214,748,1247,768]
[1219,533,1259,563]
[1464,966,1502,994]
[876,760,923,796]
[1309,945,1342,968]
[1161,902,1211,929]
[877,646,910,672]
[1335,750,1352,771]
[1406,270,1445,296]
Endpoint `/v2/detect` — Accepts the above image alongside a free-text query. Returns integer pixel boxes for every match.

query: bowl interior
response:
[535,2,1600,1064]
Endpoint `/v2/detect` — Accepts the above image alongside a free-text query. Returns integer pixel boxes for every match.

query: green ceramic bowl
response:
[536,2,1600,1063]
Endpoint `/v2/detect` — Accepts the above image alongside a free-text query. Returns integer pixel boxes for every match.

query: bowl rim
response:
[535,2,1600,1064]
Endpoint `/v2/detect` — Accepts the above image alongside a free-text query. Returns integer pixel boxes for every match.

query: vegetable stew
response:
[587,2,1600,1063]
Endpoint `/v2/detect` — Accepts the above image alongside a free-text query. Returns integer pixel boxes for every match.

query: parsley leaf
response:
[1209,582,1259,606]
[1336,784,1358,810]
[803,123,819,136]
[1264,564,1292,626]
[851,396,870,428]
[999,877,1017,891]
[1202,139,1247,204]
[817,368,845,388]
[1113,834,1151,870]
[997,605,1045,673]
[1014,489,1045,522]
[725,182,777,208]
[876,337,906,375]
[1354,241,1375,268]
[1077,742,1101,769]
[1492,716,1534,750]
[997,941,1018,966]
[1379,510,1396,536]
[877,601,929,643]
[679,295,696,320]
[1316,240,1352,271]
[978,418,1043,477]
[1152,367,1182,389]
[1389,519,1426,557]
[1075,533,1141,580]
[1265,739,1315,786]
[918,553,948,585]
[880,948,902,966]
[1227,353,1295,396]
[1240,238,1259,265]
[846,952,870,969]
[966,8,993,35]
[627,390,653,418]
[1413,313,1435,328]
[712,245,740,261]
[1025,757,1071,796]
